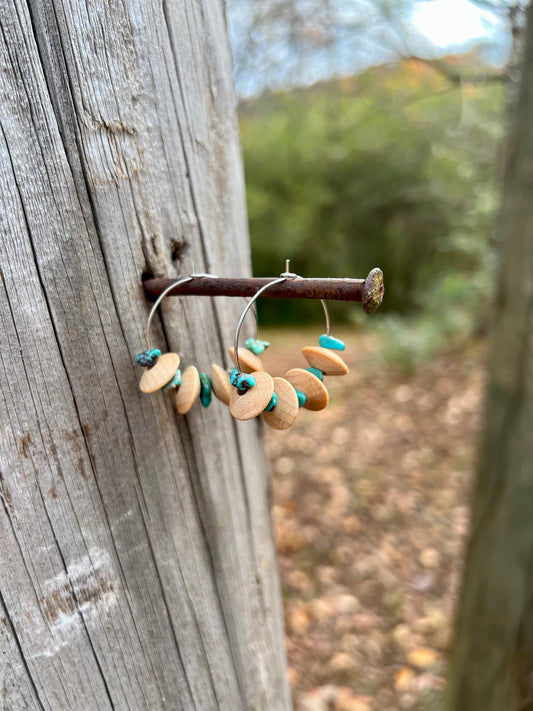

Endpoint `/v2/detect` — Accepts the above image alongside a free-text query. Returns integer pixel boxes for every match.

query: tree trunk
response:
[0,2,290,710]
[446,3,533,710]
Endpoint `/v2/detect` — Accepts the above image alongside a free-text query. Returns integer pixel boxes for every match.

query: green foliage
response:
[239,59,503,340]
[377,247,496,372]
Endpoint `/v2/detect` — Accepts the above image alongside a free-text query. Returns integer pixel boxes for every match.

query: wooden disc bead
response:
[228,347,264,373]
[262,377,299,430]
[230,371,274,421]
[175,365,201,414]
[139,353,180,393]
[284,368,329,411]
[210,364,232,405]
[302,346,349,376]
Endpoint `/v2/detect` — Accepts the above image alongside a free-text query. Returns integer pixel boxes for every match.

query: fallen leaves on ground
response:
[261,328,484,711]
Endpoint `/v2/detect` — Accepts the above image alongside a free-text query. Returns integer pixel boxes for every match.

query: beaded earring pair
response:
[135,267,349,430]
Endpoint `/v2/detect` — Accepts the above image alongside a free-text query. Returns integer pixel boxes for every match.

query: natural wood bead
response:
[230,371,274,421]
[284,368,329,411]
[302,346,349,376]
[262,377,299,430]
[139,352,180,393]
[175,365,201,414]
[210,363,232,405]
[228,346,264,373]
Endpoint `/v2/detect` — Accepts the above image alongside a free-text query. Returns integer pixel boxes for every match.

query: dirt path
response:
[261,328,485,711]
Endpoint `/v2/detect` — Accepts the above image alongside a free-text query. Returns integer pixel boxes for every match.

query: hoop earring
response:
[228,264,349,429]
[135,275,215,414]
[208,302,261,406]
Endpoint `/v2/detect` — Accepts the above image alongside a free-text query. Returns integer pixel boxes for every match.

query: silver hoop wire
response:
[242,300,259,340]
[321,299,331,337]
[145,274,219,349]
[233,276,288,373]
[284,260,331,337]
[233,262,331,373]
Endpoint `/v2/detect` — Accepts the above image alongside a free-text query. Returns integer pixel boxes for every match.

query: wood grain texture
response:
[230,373,275,421]
[262,378,299,431]
[175,366,201,415]
[284,369,329,411]
[139,353,180,393]
[229,347,265,374]
[211,364,232,406]
[0,1,290,709]
[302,346,349,376]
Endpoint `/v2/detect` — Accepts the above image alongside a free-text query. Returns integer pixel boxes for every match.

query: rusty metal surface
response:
[143,269,384,313]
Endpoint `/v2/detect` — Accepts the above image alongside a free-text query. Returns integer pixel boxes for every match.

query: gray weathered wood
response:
[0,1,290,709]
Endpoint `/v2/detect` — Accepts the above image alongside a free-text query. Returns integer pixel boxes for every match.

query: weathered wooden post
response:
[0,2,291,709]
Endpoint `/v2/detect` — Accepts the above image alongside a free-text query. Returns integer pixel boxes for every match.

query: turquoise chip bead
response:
[319,334,346,351]
[135,348,162,367]
[230,369,257,393]
[306,367,324,381]
[234,373,256,393]
[264,392,277,412]
[162,369,182,392]
[200,373,212,407]
[295,390,307,408]
[245,338,270,355]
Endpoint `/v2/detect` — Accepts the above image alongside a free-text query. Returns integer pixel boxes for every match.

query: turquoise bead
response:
[235,373,256,393]
[229,367,239,386]
[135,348,162,367]
[264,392,277,412]
[306,367,324,381]
[162,369,182,392]
[200,373,212,407]
[319,334,346,351]
[245,338,270,355]
[295,390,307,408]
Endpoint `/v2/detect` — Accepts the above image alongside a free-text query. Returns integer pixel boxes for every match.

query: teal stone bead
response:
[264,392,277,412]
[295,390,307,408]
[200,373,212,407]
[319,334,346,351]
[306,367,324,381]
[235,373,256,393]
[229,367,239,386]
[162,369,182,392]
[245,338,270,355]
[135,348,162,367]
[236,373,256,392]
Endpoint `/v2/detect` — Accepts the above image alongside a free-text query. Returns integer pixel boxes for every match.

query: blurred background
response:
[226,2,525,710]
